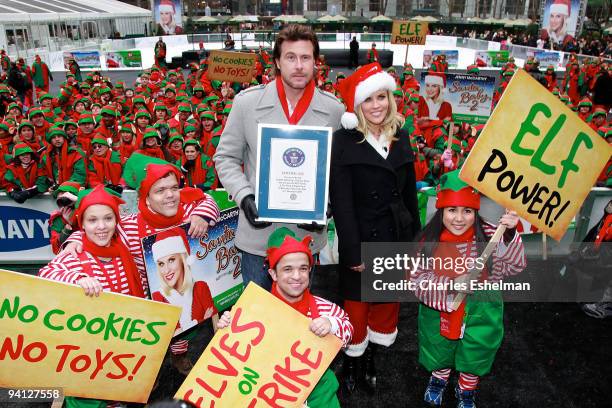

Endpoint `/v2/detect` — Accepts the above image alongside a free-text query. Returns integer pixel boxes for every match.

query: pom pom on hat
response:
[337,62,397,129]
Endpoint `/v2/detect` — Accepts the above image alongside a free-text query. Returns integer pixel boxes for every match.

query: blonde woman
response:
[332,62,421,393]
[417,71,453,145]
[151,227,216,334]
[540,0,574,47]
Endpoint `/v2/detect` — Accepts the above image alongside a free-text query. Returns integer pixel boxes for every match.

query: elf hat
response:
[444,138,463,153]
[91,137,109,148]
[424,71,447,87]
[73,185,124,229]
[142,127,160,141]
[18,121,34,132]
[550,0,570,16]
[337,62,397,129]
[13,143,34,159]
[78,113,95,125]
[200,111,216,121]
[152,227,195,265]
[169,135,184,145]
[46,128,66,143]
[266,227,313,270]
[466,64,480,74]
[122,153,181,199]
[435,170,480,210]
[135,109,151,120]
[184,125,197,135]
[178,103,192,113]
[53,181,82,200]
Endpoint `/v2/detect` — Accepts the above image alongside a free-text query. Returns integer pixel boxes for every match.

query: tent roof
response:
[0,0,150,23]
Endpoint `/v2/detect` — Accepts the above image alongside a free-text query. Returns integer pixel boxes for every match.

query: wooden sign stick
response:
[449,224,506,311]
[447,121,454,152]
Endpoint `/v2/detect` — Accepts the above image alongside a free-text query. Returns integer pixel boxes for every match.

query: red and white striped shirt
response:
[311,295,354,347]
[39,252,131,295]
[65,195,220,294]
[411,222,527,312]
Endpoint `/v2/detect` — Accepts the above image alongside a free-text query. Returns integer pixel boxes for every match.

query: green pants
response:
[418,290,504,377]
[306,369,340,408]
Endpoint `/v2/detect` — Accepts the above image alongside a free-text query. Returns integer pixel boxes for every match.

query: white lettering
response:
[19,219,35,239]
[35,219,50,239]
[7,220,24,239]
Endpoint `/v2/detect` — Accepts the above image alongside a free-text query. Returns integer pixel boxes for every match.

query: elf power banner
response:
[527,50,562,68]
[207,50,256,84]
[141,207,244,337]
[422,49,459,69]
[105,50,143,69]
[419,72,496,124]
[460,69,612,240]
[175,283,342,407]
[474,50,510,67]
[0,269,179,403]
[391,20,428,45]
[63,51,101,69]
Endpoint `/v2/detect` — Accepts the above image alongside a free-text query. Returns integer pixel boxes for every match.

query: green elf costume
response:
[411,170,526,408]
[265,227,354,407]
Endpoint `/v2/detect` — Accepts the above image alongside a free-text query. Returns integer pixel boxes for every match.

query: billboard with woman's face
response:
[540,0,580,45]
[154,0,184,35]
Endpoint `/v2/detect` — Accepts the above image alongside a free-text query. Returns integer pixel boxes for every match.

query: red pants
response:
[343,300,399,356]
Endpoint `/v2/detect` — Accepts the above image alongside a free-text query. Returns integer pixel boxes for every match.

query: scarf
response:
[182,154,207,186]
[9,161,38,188]
[44,143,72,185]
[271,282,319,319]
[137,186,205,230]
[166,285,195,329]
[169,147,183,162]
[81,235,145,298]
[119,141,137,163]
[90,150,121,185]
[276,78,315,125]
[21,138,42,154]
[76,129,93,153]
[138,146,165,160]
[435,226,478,340]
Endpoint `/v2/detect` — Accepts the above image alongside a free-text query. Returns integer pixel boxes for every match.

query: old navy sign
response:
[0,206,50,251]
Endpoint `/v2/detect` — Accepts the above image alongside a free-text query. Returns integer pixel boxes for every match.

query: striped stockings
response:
[431,369,480,391]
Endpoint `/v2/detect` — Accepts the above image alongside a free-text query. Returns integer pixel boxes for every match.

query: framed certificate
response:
[255,123,332,224]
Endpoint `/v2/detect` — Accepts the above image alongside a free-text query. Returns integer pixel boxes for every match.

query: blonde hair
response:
[355,89,405,143]
[426,83,444,104]
[157,252,194,297]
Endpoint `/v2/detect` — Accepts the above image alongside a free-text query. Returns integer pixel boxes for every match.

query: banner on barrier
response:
[460,70,612,240]
[527,50,562,68]
[422,49,458,69]
[63,51,101,69]
[141,207,244,337]
[105,50,143,69]
[175,283,342,407]
[474,50,510,67]
[0,269,180,402]
[419,72,495,124]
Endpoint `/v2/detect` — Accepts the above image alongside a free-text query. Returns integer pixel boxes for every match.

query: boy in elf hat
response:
[411,170,526,408]
[217,227,353,407]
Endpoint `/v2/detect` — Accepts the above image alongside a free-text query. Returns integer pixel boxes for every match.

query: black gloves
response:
[9,188,35,204]
[297,221,326,232]
[195,183,210,192]
[240,194,271,229]
[106,184,124,194]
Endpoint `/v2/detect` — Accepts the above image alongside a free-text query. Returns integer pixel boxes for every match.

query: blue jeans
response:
[240,250,319,292]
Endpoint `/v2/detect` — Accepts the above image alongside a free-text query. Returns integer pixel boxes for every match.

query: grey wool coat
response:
[213,79,345,256]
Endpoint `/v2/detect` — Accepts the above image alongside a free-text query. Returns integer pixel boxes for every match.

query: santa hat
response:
[122,153,181,199]
[152,227,195,265]
[549,0,570,16]
[337,62,397,129]
[266,227,314,270]
[73,185,125,228]
[158,0,175,14]
[424,71,446,88]
[436,170,480,210]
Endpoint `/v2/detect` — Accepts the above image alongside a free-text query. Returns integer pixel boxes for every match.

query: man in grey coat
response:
[214,25,344,289]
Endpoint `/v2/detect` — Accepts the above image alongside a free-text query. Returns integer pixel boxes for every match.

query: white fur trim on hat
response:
[341,112,359,129]
[549,3,569,16]
[158,4,174,13]
[353,71,397,110]
[152,236,188,262]
[425,74,445,88]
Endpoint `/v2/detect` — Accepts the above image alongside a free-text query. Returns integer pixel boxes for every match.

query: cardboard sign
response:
[0,269,180,403]
[207,50,256,83]
[175,283,342,407]
[141,207,244,337]
[391,20,428,45]
[460,69,612,240]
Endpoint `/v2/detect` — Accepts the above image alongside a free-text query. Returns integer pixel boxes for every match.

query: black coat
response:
[330,127,421,299]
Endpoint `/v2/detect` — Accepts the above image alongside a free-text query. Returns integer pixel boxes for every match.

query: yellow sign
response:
[391,20,428,45]
[460,69,612,240]
[175,283,342,407]
[0,269,180,403]
[207,50,256,83]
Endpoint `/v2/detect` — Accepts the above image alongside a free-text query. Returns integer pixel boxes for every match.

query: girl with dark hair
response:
[411,170,526,408]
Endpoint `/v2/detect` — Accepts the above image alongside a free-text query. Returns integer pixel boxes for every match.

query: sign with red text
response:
[142,207,243,337]
[0,269,179,403]
[207,50,256,83]
[460,69,612,240]
[175,283,342,407]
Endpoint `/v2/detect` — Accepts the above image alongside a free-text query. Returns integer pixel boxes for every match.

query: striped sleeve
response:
[490,228,527,281]
[184,193,220,223]
[411,263,454,313]
[314,296,354,347]
[38,253,87,284]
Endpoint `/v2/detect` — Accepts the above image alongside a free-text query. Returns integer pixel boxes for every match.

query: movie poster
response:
[105,50,143,69]
[63,51,101,69]
[154,0,184,35]
[527,50,562,68]
[474,50,510,68]
[540,0,581,44]
[422,49,459,69]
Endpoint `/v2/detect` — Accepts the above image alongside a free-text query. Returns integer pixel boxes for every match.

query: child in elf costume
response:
[217,227,354,407]
[411,170,526,408]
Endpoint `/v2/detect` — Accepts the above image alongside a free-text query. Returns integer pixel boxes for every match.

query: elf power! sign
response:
[460,69,612,240]
[0,195,54,262]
